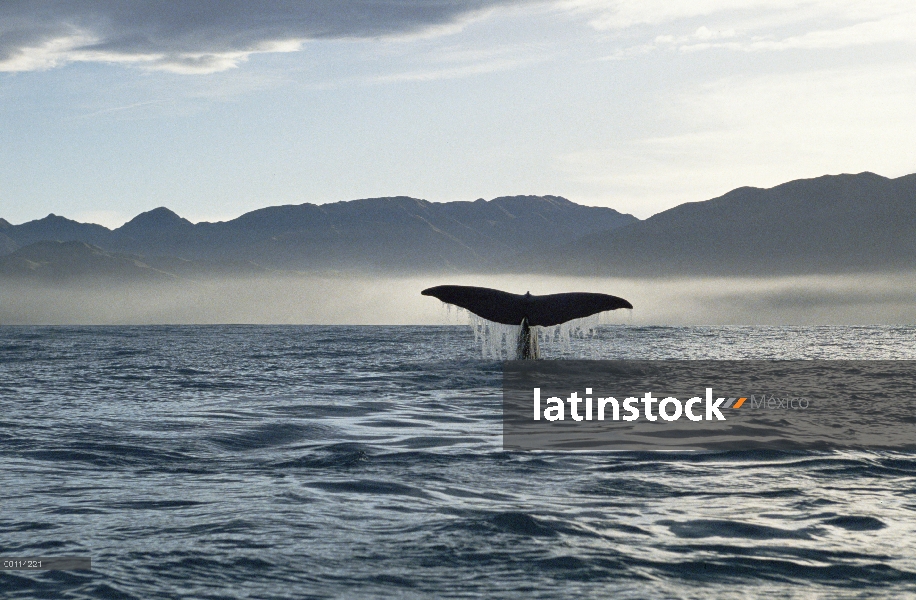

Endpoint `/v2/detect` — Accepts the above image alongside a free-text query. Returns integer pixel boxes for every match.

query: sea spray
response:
[469,310,602,359]
[469,313,520,359]
[438,300,608,358]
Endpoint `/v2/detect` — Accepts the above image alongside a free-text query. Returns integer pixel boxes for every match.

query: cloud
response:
[567,0,916,55]
[5,1,909,75]
[0,1,529,74]
[562,0,910,29]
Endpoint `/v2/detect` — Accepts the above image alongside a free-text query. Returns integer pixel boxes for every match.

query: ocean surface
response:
[2,325,916,599]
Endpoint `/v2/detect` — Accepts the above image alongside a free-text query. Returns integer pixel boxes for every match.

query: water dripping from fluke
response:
[421,285,633,359]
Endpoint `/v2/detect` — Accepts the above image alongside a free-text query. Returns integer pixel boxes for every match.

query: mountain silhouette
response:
[537,172,916,276]
[117,207,194,236]
[5,214,112,250]
[4,174,915,280]
[1,195,636,275]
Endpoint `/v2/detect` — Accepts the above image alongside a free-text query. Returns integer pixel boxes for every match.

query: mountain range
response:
[2,172,915,280]
[0,195,635,278]
[539,171,916,276]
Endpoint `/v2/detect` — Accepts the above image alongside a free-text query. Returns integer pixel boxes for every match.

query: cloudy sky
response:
[2,0,914,226]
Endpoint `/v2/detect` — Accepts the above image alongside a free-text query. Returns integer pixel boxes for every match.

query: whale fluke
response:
[421,285,633,327]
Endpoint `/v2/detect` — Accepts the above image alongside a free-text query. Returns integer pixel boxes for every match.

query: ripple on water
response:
[3,325,916,599]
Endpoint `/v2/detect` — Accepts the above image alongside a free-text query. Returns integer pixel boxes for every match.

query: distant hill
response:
[536,172,916,276]
[0,241,178,282]
[0,195,637,275]
[3,214,113,251]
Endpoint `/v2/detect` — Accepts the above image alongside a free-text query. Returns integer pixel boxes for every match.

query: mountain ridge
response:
[1,195,637,274]
[534,171,916,276]
[4,172,916,280]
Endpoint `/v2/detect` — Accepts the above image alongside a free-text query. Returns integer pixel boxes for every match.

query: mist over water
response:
[2,272,916,325]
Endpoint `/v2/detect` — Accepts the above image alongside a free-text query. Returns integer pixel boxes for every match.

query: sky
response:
[1,0,915,228]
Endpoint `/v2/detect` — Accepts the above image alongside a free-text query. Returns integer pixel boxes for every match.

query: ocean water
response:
[2,325,916,599]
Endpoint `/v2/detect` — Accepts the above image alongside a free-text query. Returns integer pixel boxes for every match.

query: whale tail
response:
[422,285,632,359]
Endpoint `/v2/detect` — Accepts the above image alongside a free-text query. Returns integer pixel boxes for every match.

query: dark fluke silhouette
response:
[421,285,633,358]
[422,285,632,326]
